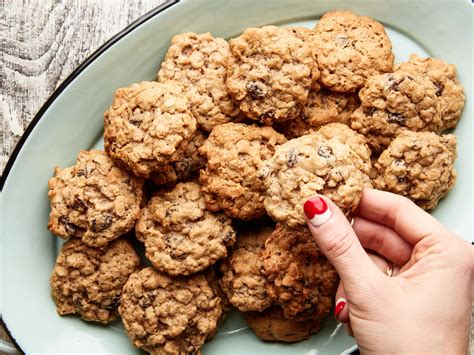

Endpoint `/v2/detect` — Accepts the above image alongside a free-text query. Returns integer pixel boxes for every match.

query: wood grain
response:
[0,0,166,349]
[0,0,167,174]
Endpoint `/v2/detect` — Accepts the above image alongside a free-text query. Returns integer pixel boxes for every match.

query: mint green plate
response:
[1,0,472,353]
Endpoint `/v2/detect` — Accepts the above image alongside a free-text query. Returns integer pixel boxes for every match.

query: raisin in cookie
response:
[104,81,196,178]
[150,130,207,186]
[244,306,322,343]
[260,123,371,227]
[50,238,140,323]
[226,26,319,124]
[48,150,143,247]
[351,71,443,152]
[374,131,457,210]
[313,11,394,92]
[199,123,286,220]
[135,181,236,275]
[158,32,239,132]
[219,226,273,312]
[119,267,222,354]
[394,54,465,130]
[260,224,338,321]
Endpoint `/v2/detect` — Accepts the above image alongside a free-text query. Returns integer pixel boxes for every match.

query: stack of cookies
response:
[47,10,464,354]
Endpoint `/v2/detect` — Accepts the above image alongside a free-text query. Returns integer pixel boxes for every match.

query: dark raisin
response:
[434,82,444,96]
[72,294,84,309]
[317,145,333,159]
[129,119,142,127]
[91,214,113,232]
[286,148,299,167]
[71,196,88,212]
[387,113,406,126]
[223,230,236,243]
[387,74,403,91]
[260,110,275,120]
[397,176,407,183]
[76,165,90,177]
[59,216,80,236]
[394,159,405,167]
[103,296,120,310]
[364,107,376,116]
[246,81,265,99]
[139,292,156,308]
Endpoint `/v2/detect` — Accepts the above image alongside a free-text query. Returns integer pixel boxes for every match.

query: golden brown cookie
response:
[135,182,236,276]
[150,130,207,186]
[394,54,465,130]
[275,88,360,139]
[47,150,143,247]
[351,71,443,153]
[244,306,322,343]
[313,11,394,92]
[199,123,286,220]
[50,238,140,323]
[219,226,273,312]
[158,32,239,132]
[374,131,457,210]
[103,81,197,178]
[259,123,372,227]
[119,267,222,354]
[303,88,359,127]
[260,224,338,321]
[226,26,319,124]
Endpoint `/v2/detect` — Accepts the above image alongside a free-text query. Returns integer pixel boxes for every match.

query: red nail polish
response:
[304,196,332,226]
[334,298,346,320]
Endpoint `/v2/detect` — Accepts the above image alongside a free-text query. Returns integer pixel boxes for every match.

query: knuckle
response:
[325,227,355,260]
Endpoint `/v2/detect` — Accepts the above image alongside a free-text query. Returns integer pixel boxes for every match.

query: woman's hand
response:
[303,188,473,354]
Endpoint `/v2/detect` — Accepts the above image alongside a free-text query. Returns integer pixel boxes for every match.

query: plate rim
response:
[1,0,471,353]
[0,0,178,191]
[0,0,178,351]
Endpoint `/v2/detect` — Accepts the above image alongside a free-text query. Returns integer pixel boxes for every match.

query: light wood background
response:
[1,0,472,353]
[1,0,166,351]
[1,0,167,174]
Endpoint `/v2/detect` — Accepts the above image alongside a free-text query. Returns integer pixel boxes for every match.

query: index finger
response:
[356,188,451,246]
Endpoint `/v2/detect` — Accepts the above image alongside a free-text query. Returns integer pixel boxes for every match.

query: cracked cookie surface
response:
[394,54,465,130]
[104,81,197,178]
[260,123,371,227]
[351,71,442,152]
[150,130,207,186]
[119,267,222,354]
[260,224,338,321]
[135,181,236,275]
[374,131,457,210]
[226,26,319,124]
[50,238,140,323]
[199,123,286,220]
[158,32,239,132]
[219,226,273,312]
[47,150,144,247]
[244,306,323,343]
[313,10,394,92]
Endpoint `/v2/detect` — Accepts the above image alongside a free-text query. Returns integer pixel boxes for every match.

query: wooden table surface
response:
[1,1,472,353]
[1,1,166,351]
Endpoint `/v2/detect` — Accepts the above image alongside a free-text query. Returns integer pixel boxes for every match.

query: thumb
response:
[304,195,379,290]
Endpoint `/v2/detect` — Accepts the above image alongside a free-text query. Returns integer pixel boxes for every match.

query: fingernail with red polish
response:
[334,298,346,321]
[304,196,332,227]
